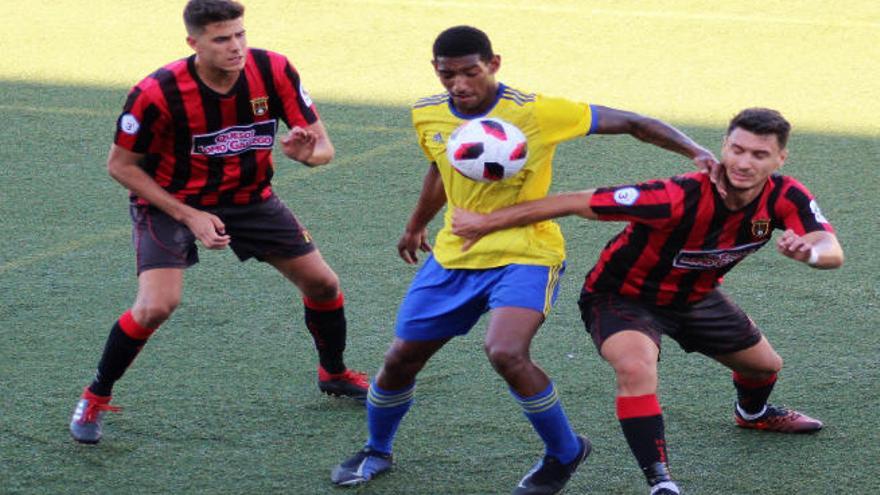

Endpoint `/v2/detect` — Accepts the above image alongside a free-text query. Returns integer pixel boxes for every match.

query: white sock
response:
[736,402,767,420]
[651,480,681,494]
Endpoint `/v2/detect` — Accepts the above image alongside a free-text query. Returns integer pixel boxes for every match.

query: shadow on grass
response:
[1,79,877,495]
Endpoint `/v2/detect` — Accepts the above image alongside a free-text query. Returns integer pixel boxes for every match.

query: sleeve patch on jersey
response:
[299,82,313,108]
[809,199,828,224]
[120,113,140,135]
[613,187,640,206]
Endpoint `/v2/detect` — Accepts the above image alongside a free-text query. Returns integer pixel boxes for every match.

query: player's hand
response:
[451,208,488,252]
[397,228,431,264]
[692,147,726,198]
[281,126,318,164]
[183,209,230,250]
[776,229,813,263]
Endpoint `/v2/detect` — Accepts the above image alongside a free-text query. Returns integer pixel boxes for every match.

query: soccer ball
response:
[446,117,528,182]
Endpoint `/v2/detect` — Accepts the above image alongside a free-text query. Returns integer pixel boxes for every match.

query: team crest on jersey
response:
[433,132,444,143]
[751,218,771,239]
[250,97,269,117]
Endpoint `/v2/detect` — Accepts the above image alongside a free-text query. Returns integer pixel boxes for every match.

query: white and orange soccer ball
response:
[446,117,528,182]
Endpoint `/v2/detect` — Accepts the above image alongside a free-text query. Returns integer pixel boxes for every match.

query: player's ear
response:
[778,148,788,168]
[186,35,198,51]
[488,54,501,74]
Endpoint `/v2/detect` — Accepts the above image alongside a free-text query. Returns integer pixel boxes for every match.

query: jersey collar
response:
[447,83,505,120]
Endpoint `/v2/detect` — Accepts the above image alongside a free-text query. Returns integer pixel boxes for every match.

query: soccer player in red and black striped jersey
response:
[69,0,368,445]
[452,108,844,495]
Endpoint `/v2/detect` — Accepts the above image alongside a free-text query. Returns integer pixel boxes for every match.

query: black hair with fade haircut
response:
[433,25,494,62]
[727,107,792,149]
[183,0,245,35]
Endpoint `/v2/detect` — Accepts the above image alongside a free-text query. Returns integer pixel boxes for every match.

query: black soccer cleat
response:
[512,435,591,495]
[330,447,393,486]
[318,366,369,403]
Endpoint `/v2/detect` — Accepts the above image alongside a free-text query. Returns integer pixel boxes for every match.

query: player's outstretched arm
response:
[107,144,230,249]
[280,118,335,166]
[398,163,446,264]
[452,190,597,249]
[776,229,844,269]
[590,105,724,194]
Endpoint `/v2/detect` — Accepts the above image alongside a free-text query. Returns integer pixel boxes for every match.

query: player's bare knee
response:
[382,347,423,380]
[132,298,178,328]
[767,352,783,374]
[301,274,340,301]
[612,357,656,388]
[485,344,528,375]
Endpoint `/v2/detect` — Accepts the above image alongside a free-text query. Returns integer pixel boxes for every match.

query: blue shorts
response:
[395,255,565,341]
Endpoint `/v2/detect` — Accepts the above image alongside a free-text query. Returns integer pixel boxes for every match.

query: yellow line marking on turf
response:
[0,104,411,134]
[0,135,415,275]
[0,228,129,276]
[274,134,414,180]
[0,104,115,118]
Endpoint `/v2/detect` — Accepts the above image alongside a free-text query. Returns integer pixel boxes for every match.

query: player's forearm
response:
[298,143,334,166]
[107,154,194,223]
[628,115,707,160]
[484,191,596,232]
[806,232,845,269]
[291,120,335,166]
[405,164,446,232]
[590,106,707,160]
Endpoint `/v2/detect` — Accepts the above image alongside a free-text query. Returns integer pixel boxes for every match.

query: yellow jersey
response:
[412,83,594,269]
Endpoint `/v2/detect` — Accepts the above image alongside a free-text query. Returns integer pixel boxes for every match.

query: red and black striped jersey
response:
[584,172,835,306]
[113,48,318,207]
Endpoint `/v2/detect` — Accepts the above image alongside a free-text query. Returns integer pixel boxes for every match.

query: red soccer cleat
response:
[318,366,369,403]
[735,403,823,433]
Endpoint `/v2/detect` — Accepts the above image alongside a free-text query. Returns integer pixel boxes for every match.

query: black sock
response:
[733,371,777,414]
[89,321,147,397]
[620,415,668,473]
[304,302,347,374]
[617,394,669,486]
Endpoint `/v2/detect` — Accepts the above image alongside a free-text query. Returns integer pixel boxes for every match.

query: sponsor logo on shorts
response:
[191,120,277,157]
[673,240,767,270]
[613,186,640,206]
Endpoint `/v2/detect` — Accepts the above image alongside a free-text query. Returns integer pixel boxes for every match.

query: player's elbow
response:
[827,251,844,269]
[107,157,125,181]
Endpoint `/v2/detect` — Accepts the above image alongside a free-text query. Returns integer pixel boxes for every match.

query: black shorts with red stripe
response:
[130,194,315,274]
[578,288,762,356]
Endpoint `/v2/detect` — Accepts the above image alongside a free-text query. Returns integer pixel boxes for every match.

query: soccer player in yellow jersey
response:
[332,25,720,494]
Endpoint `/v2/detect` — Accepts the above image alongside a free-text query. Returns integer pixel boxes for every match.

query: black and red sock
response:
[88,310,156,397]
[733,371,777,415]
[617,394,670,485]
[303,293,347,374]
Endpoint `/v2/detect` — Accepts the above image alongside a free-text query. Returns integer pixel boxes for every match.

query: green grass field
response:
[1,1,878,494]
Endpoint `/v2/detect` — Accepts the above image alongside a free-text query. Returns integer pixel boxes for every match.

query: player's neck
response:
[721,178,765,211]
[193,57,241,95]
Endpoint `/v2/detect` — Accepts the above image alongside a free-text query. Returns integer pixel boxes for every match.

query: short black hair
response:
[727,108,791,149]
[183,0,245,35]
[433,26,494,61]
